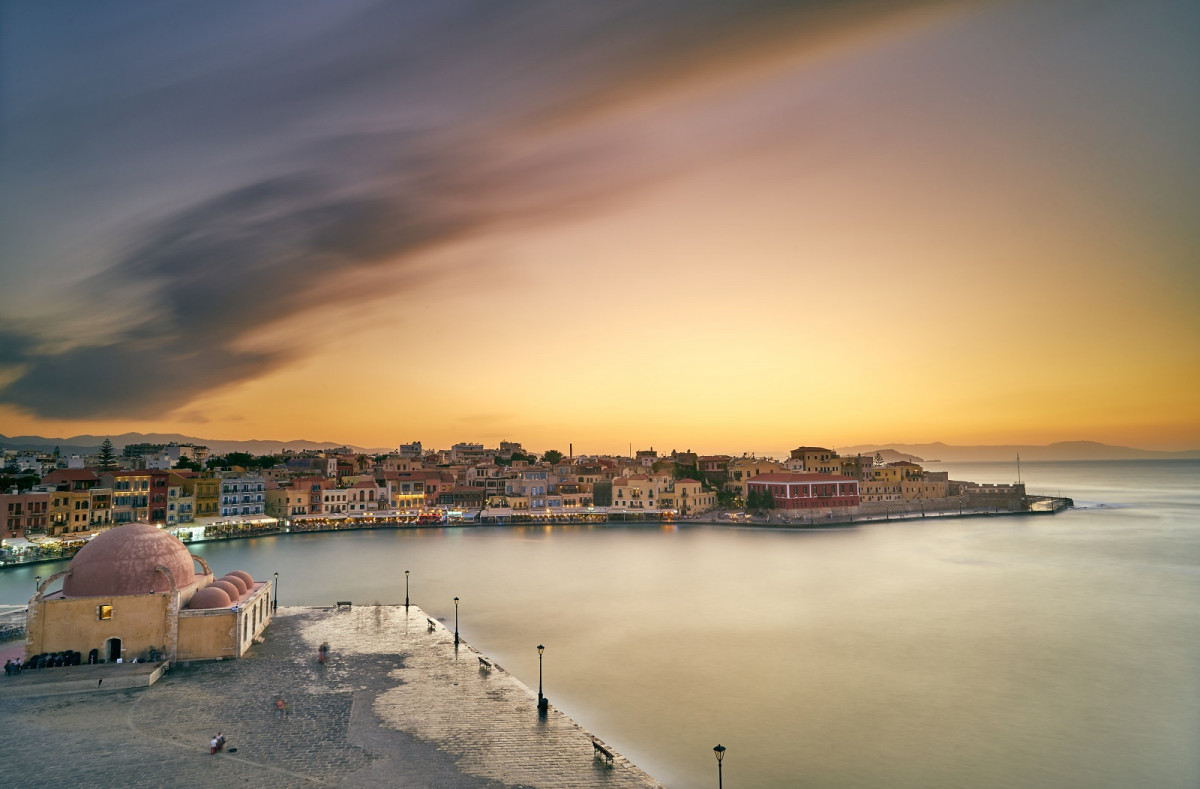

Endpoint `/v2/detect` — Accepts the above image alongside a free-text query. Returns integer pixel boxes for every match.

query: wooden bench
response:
[478,656,492,671]
[336,601,352,610]
[592,738,614,765]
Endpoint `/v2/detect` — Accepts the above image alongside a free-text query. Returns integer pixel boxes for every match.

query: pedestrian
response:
[318,642,328,666]
[210,735,219,755]
[276,698,284,719]
[4,659,10,676]
[216,732,226,751]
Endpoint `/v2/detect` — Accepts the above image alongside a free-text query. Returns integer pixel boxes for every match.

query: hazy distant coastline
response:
[1,432,1197,463]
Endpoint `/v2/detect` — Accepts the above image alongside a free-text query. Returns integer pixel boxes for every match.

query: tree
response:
[175,457,203,472]
[97,438,118,471]
[542,449,564,465]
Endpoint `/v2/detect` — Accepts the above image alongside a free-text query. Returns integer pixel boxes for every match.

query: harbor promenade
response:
[0,605,663,788]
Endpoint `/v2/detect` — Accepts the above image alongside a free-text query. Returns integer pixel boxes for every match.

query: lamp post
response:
[713,744,726,789]
[405,570,410,610]
[537,644,548,711]
[273,571,278,613]
[453,596,459,646]
[35,575,42,593]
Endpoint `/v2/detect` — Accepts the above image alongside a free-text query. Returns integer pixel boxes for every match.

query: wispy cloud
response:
[0,0,954,419]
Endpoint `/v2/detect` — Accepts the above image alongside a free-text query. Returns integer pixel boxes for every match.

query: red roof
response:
[41,469,99,484]
[748,473,852,483]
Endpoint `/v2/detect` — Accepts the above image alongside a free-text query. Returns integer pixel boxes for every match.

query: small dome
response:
[211,579,241,600]
[64,523,196,597]
[228,570,254,587]
[189,586,232,609]
[220,574,247,594]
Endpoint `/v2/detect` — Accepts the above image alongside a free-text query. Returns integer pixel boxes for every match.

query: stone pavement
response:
[0,605,663,788]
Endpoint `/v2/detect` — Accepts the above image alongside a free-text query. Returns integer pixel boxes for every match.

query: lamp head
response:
[713,744,726,763]
[537,644,545,656]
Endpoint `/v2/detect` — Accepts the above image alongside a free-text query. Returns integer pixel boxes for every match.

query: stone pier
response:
[0,604,663,788]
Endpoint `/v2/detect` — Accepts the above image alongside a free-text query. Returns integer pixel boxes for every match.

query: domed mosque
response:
[27,523,273,664]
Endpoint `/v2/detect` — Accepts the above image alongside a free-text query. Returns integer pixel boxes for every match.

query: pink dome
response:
[220,574,248,594]
[211,579,241,600]
[189,586,233,609]
[64,523,196,597]
[228,570,254,587]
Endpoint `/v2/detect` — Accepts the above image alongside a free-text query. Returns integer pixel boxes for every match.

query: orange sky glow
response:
[1,1,1197,453]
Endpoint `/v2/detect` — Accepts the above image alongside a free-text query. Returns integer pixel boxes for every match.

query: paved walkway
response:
[0,605,662,788]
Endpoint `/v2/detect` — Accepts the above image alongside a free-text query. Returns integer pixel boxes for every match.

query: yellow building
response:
[27,523,272,663]
[725,458,788,496]
[666,479,716,515]
[48,487,113,537]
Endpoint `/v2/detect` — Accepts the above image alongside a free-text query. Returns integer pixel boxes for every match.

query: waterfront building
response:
[103,470,171,524]
[664,478,716,516]
[1,490,51,539]
[166,472,195,525]
[26,522,272,663]
[320,488,350,514]
[611,473,670,510]
[746,473,861,510]
[902,479,949,500]
[190,472,221,519]
[219,473,265,517]
[264,484,310,518]
[47,486,112,536]
[346,480,381,512]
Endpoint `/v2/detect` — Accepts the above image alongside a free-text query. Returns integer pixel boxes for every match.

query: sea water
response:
[3,460,1197,787]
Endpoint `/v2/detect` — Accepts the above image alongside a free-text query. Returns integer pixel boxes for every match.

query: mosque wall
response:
[28,593,171,661]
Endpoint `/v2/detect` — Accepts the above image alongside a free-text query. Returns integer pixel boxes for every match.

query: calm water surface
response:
[4,460,1198,788]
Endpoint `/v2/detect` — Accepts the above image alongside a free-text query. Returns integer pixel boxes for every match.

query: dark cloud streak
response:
[1,0,948,419]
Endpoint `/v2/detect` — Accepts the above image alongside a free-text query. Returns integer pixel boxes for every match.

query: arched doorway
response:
[106,637,122,662]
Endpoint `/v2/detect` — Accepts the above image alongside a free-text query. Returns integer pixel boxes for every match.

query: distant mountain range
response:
[837,441,1200,462]
[2,433,1197,463]
[0,432,390,456]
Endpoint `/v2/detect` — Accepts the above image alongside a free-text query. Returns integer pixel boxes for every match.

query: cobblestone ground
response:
[0,606,662,789]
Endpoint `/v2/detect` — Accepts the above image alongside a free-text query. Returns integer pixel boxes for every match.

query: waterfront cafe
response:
[180,515,281,541]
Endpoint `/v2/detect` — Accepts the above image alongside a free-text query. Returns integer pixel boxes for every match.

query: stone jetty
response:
[0,604,663,788]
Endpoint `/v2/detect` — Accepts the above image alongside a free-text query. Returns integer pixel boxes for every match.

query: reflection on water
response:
[3,461,1198,788]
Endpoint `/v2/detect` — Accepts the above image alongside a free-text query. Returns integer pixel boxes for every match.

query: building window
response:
[98,605,113,620]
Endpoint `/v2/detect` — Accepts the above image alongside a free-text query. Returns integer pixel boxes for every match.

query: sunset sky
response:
[1,0,1197,454]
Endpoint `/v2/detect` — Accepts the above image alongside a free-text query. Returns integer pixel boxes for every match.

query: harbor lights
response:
[454,596,460,646]
[273,571,279,613]
[537,644,549,712]
[405,570,410,610]
[713,744,727,789]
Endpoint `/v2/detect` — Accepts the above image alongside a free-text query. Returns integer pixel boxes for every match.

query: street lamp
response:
[35,575,42,593]
[537,644,548,711]
[273,571,279,613]
[405,570,410,609]
[713,744,727,789]
[453,596,459,646]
